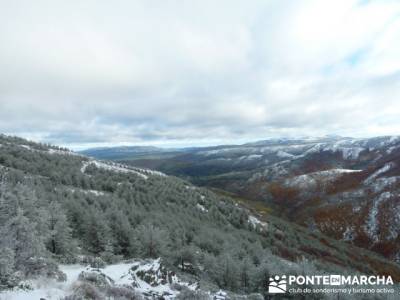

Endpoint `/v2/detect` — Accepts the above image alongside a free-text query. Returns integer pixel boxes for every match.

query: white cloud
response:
[0,0,399,148]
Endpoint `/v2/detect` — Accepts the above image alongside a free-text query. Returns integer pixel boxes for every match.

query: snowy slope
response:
[0,259,233,300]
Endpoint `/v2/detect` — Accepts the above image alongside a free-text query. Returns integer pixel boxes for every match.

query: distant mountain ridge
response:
[80,145,168,160]
[82,135,400,263]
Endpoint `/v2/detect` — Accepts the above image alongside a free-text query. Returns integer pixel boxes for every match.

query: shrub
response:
[81,256,106,269]
[24,257,66,282]
[71,281,104,300]
[78,271,113,288]
[106,286,143,300]
[177,288,210,300]
[246,294,264,300]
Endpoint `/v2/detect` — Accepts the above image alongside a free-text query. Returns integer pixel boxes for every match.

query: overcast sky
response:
[1,0,400,150]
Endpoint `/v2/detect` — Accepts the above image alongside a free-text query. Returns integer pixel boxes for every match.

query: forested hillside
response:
[1,134,400,299]
[86,136,400,263]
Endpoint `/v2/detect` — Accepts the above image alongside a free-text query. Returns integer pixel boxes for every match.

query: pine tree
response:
[0,187,19,226]
[3,209,45,271]
[107,208,136,257]
[253,262,270,296]
[47,202,75,260]
[217,254,239,290]
[239,258,253,292]
[84,211,113,255]
[136,224,166,258]
[0,247,15,285]
[175,245,197,272]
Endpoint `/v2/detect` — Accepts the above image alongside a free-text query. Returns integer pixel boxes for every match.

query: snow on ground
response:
[260,161,291,178]
[87,189,105,196]
[342,226,355,241]
[185,185,197,190]
[284,169,362,190]
[285,174,317,189]
[0,264,88,300]
[68,187,105,196]
[248,215,268,230]
[214,290,228,300]
[196,203,208,212]
[364,162,395,184]
[99,263,133,286]
[48,148,81,156]
[364,192,393,242]
[14,144,41,153]
[0,281,67,300]
[135,168,166,177]
[80,159,166,180]
[0,259,200,300]
[238,154,263,161]
[304,142,365,160]
[370,176,400,193]
[91,161,149,179]
[388,204,400,240]
[19,145,32,150]
[276,150,294,158]
[199,147,251,156]
[80,160,148,179]
[16,144,82,158]
[80,160,90,173]
[386,145,399,154]
[340,147,364,160]
[15,143,166,180]
[128,258,197,298]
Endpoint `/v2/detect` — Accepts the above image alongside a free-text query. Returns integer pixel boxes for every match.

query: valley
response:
[82,136,400,264]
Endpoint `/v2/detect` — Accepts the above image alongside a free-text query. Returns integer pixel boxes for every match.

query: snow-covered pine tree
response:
[47,201,75,261]
[3,208,46,272]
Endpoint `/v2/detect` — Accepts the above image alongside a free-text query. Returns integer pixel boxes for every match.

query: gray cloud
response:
[1,0,400,149]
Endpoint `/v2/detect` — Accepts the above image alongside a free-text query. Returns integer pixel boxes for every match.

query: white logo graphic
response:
[268,275,287,293]
[330,275,341,285]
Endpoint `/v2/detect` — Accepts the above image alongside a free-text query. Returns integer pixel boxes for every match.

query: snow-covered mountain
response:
[3,134,400,298]
[83,136,400,263]
[5,134,400,299]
